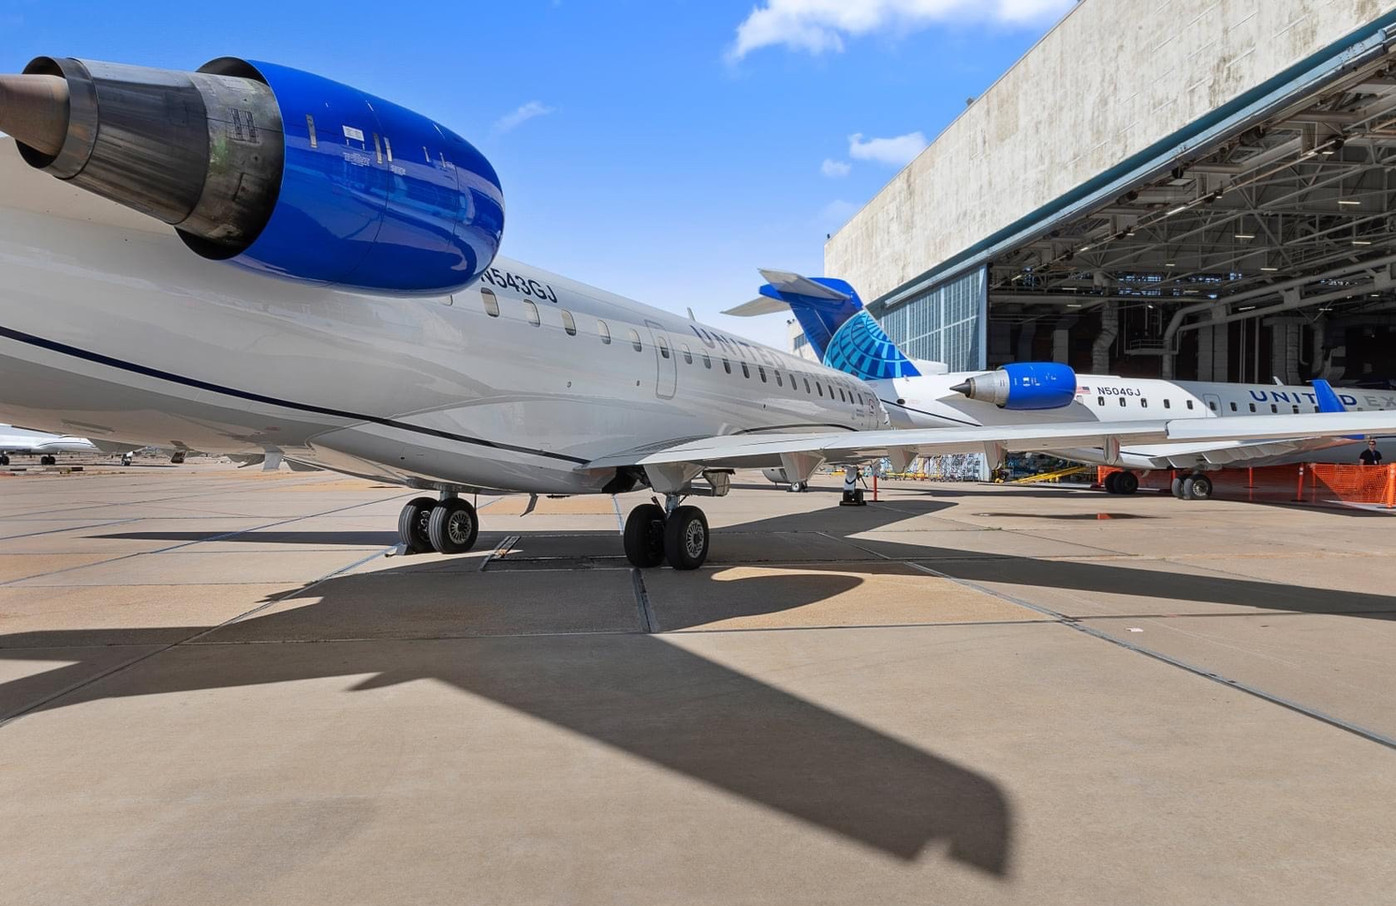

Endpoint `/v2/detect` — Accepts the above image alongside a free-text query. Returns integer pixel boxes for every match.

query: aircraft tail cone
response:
[0,73,69,157]
[950,381,972,396]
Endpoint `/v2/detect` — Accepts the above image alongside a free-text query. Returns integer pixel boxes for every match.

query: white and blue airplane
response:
[3,55,1396,572]
[733,271,1396,499]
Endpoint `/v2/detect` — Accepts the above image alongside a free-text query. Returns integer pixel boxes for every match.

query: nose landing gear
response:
[623,496,711,570]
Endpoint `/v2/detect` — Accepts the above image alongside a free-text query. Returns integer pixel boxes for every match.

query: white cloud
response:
[728,0,1075,60]
[848,131,928,167]
[493,101,557,134]
[820,158,851,178]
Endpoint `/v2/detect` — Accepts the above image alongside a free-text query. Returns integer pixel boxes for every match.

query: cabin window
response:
[657,336,670,359]
[1249,403,1256,413]
[1187,400,1194,410]
[1098,396,1105,407]
[561,310,577,336]
[628,329,642,352]
[774,370,782,387]
[1207,400,1217,411]
[702,352,712,369]
[839,387,847,403]
[523,300,540,327]
[817,383,824,397]
[383,136,393,162]
[722,357,731,374]
[1292,405,1300,414]
[597,320,611,344]
[758,366,767,383]
[1163,399,1171,409]
[804,377,811,393]
[1270,404,1278,413]
[1229,402,1238,412]
[681,344,693,364]
[1141,398,1148,409]
[373,133,383,164]
[741,363,750,378]
[1119,397,1126,407]
[481,288,500,317]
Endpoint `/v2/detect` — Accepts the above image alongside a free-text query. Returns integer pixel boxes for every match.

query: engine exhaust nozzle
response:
[5,56,285,257]
[0,73,70,157]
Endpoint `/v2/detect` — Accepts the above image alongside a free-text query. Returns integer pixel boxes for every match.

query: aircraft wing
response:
[585,410,1396,472]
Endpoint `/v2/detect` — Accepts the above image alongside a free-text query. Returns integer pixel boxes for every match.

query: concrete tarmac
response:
[0,463,1393,904]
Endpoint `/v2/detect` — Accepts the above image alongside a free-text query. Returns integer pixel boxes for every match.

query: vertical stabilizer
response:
[723,270,921,380]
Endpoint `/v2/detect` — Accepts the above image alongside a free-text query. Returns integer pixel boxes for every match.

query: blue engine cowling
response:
[12,55,503,295]
[215,59,503,294]
[952,363,1078,410]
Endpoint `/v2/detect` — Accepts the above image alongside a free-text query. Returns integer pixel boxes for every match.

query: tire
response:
[1103,472,1119,494]
[1171,477,1185,499]
[623,503,667,568]
[1116,471,1139,495]
[40,455,55,466]
[397,496,437,554]
[664,505,709,570]
[1184,475,1213,501]
[0,454,8,466]
[428,498,479,554]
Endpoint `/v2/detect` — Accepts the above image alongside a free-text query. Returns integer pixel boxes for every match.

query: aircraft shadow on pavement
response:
[7,493,1396,875]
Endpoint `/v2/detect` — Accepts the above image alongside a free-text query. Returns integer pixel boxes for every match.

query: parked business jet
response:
[0,424,104,465]
[735,272,1396,500]
[3,56,1396,571]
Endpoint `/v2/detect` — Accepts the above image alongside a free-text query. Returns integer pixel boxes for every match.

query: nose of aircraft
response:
[0,73,70,157]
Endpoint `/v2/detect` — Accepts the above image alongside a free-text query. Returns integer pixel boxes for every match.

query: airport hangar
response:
[822,0,1396,389]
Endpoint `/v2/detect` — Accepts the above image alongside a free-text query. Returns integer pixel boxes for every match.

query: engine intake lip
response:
[17,56,97,179]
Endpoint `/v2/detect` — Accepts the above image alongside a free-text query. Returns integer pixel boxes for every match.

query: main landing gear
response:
[39,455,56,466]
[397,493,479,555]
[1103,471,1139,495]
[623,496,710,570]
[1171,472,1213,501]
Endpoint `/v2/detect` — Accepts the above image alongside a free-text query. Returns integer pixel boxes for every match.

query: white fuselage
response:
[870,373,1396,469]
[0,425,99,455]
[0,159,880,494]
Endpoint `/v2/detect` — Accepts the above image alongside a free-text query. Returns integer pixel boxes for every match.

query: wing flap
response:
[584,410,1396,471]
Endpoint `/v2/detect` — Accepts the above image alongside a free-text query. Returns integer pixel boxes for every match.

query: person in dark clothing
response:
[1359,438,1383,466]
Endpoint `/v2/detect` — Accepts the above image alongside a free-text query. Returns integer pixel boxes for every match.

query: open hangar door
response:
[985,24,1396,390]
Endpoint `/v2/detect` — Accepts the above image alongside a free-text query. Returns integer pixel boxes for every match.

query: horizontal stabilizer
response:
[757,269,851,302]
[723,296,792,317]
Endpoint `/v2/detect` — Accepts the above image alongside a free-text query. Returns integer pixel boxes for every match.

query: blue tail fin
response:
[724,270,920,380]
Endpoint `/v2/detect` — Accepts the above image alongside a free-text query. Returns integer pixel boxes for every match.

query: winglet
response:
[1312,379,1347,413]
[1313,379,1362,439]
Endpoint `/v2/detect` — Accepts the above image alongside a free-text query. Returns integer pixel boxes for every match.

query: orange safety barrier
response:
[1098,463,1396,507]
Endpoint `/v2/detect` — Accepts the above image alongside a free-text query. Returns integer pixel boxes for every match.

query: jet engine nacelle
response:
[762,468,789,485]
[951,363,1077,410]
[4,56,503,295]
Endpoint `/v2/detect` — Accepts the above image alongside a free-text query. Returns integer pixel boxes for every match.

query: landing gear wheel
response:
[1182,475,1213,501]
[40,455,55,466]
[1171,477,1185,499]
[1103,472,1120,494]
[0,454,9,466]
[1115,471,1139,495]
[396,496,437,554]
[428,498,479,554]
[623,503,667,568]
[663,505,709,570]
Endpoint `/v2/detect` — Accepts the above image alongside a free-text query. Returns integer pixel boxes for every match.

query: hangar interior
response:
[833,4,1396,390]
[989,39,1396,386]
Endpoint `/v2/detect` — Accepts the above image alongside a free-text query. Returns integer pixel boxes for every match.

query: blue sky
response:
[1,0,1073,348]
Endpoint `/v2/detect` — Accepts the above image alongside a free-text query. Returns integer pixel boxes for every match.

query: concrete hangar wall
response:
[826,0,1396,386]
